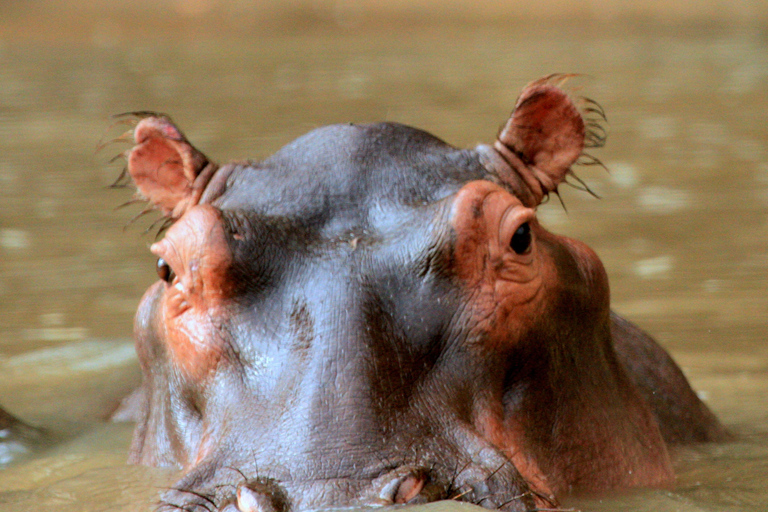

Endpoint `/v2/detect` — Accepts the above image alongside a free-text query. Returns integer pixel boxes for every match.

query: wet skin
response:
[117,77,729,512]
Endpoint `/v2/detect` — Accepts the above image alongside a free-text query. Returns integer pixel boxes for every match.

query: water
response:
[0,2,767,510]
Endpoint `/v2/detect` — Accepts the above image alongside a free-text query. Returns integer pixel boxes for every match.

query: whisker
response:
[450,487,473,501]
[542,73,583,88]
[114,197,146,210]
[107,117,141,129]
[530,489,560,508]
[144,214,172,236]
[112,110,171,120]
[451,458,474,485]
[213,482,239,493]
[553,189,568,212]
[222,465,249,483]
[575,153,608,172]
[584,130,608,149]
[580,97,607,121]
[473,490,515,509]
[496,491,532,509]
[123,206,156,230]
[169,488,217,510]
[583,107,607,122]
[108,150,130,164]
[564,172,600,199]
[109,166,132,189]
[483,461,507,482]
[155,501,198,512]
[585,121,607,139]
[154,217,176,239]
[95,130,134,153]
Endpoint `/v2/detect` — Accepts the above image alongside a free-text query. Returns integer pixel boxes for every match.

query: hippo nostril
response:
[375,467,432,505]
[393,473,427,504]
[236,486,272,512]
[220,502,240,512]
[232,480,288,512]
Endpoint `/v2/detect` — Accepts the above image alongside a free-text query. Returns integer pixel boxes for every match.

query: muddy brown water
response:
[0,3,767,511]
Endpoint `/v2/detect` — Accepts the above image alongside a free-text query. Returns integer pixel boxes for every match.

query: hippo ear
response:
[127,115,215,218]
[494,77,589,198]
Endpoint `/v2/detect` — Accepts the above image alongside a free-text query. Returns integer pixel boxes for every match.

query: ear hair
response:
[493,75,602,204]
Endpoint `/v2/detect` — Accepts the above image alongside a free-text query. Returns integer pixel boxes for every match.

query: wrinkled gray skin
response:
[121,85,728,512]
[133,124,542,511]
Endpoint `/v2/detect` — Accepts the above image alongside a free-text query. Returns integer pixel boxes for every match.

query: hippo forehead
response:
[210,122,488,223]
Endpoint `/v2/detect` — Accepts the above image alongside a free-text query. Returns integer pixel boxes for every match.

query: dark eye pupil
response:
[510,222,532,255]
[156,258,175,283]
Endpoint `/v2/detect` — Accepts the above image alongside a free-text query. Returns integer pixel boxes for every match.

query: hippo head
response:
[119,78,676,512]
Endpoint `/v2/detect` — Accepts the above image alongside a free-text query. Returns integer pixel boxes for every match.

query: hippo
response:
[0,406,44,465]
[114,76,728,512]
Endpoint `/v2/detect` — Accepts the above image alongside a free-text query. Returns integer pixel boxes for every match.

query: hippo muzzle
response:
[115,77,728,512]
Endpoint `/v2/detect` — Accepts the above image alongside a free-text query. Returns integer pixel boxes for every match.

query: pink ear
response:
[495,78,586,197]
[128,116,213,218]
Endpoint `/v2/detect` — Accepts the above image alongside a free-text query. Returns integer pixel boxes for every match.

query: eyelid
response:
[499,205,536,247]
[151,239,183,282]
[156,257,176,283]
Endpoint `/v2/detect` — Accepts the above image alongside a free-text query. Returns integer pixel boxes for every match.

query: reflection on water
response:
[0,1,767,511]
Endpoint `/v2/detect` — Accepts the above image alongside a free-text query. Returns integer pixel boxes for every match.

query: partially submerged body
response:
[0,407,45,466]
[115,77,728,511]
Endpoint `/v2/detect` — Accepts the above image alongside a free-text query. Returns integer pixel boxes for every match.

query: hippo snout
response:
[160,453,540,512]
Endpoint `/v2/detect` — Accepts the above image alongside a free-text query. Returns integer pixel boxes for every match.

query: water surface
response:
[0,3,766,511]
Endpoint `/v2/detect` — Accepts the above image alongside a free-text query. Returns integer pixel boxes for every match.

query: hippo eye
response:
[156,257,176,283]
[510,222,532,255]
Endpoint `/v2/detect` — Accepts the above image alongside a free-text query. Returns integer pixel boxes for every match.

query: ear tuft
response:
[495,76,590,196]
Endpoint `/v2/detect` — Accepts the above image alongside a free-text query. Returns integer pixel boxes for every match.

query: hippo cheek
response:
[150,204,235,381]
[553,233,611,316]
[133,280,168,375]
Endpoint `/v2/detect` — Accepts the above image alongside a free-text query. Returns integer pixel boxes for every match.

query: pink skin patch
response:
[150,205,233,381]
